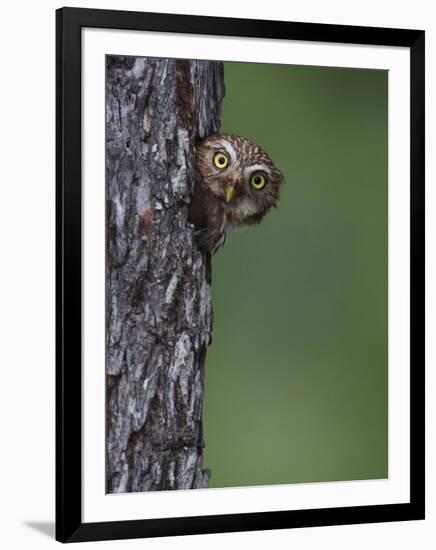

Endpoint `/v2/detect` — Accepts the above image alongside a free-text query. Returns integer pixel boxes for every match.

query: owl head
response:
[195,133,283,225]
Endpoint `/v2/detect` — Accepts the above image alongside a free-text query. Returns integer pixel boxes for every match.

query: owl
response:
[188,133,283,254]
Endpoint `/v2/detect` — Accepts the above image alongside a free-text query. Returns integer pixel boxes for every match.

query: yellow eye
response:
[250,173,267,190]
[213,152,229,169]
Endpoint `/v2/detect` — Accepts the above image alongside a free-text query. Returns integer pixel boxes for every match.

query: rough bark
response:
[105,56,224,493]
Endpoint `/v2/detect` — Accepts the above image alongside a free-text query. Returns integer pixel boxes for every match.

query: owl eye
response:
[213,151,229,169]
[250,173,267,190]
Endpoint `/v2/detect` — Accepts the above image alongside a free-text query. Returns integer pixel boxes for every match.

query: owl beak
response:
[225,177,240,203]
[225,186,235,203]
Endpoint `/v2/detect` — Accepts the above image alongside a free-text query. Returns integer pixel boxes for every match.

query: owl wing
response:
[188,181,227,254]
[194,225,226,255]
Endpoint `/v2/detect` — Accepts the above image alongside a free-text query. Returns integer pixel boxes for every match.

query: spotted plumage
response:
[188,133,283,254]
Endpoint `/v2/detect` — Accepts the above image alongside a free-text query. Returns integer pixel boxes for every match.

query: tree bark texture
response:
[106,56,224,493]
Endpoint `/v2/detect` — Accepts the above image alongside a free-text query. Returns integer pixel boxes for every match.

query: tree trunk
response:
[105,56,224,493]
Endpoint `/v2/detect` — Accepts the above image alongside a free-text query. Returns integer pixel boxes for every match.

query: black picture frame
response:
[56,6,425,543]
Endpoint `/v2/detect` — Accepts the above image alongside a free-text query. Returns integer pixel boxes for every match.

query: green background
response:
[203,62,388,488]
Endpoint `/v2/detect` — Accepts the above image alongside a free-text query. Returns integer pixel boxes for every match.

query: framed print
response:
[56,7,425,543]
